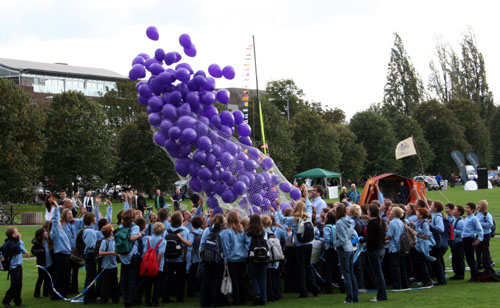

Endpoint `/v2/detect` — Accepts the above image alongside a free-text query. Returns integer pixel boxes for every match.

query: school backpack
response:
[114,226,133,255]
[75,226,93,255]
[296,218,314,243]
[267,230,284,261]
[248,235,269,263]
[191,231,202,257]
[404,223,416,249]
[164,229,183,259]
[200,228,223,264]
[140,238,163,277]
[398,224,411,256]
[443,216,454,242]
[0,238,21,271]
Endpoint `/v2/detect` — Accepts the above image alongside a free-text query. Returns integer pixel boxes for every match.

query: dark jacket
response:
[31,239,46,266]
[137,195,147,212]
[154,195,165,209]
[366,217,386,252]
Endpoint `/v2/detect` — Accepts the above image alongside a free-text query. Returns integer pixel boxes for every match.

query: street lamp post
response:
[268,98,290,121]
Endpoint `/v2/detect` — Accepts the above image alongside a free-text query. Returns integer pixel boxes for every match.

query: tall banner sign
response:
[466,152,480,173]
[451,150,468,183]
[241,45,252,124]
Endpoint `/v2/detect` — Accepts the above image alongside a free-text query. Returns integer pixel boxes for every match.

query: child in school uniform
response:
[163,211,192,303]
[50,202,72,300]
[245,214,268,305]
[31,228,53,298]
[82,212,99,304]
[142,222,166,306]
[1,227,30,308]
[186,216,205,298]
[263,214,285,302]
[99,224,120,304]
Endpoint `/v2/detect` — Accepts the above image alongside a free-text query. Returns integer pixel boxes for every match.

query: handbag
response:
[221,266,232,295]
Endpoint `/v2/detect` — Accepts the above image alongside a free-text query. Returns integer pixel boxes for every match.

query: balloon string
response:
[36,265,104,302]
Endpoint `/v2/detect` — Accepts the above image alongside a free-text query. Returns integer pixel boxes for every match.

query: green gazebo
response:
[293,168,342,188]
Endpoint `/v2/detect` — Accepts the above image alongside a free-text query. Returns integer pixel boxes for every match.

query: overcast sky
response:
[1,0,499,119]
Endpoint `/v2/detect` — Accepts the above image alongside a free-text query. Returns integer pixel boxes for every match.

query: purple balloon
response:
[189,177,202,192]
[221,190,234,203]
[193,149,207,165]
[290,188,301,201]
[203,77,216,91]
[220,152,234,168]
[155,48,165,61]
[138,84,152,98]
[205,154,217,169]
[213,207,224,215]
[220,110,235,127]
[216,89,230,104]
[280,202,291,212]
[168,126,182,140]
[180,128,197,144]
[153,131,168,146]
[177,115,196,130]
[193,75,207,88]
[261,158,274,171]
[244,159,257,171]
[132,56,145,66]
[279,181,292,193]
[208,64,222,78]
[233,110,244,125]
[184,45,197,57]
[146,26,159,41]
[237,123,251,137]
[145,58,159,70]
[161,104,177,121]
[131,64,146,79]
[175,159,189,177]
[148,113,162,127]
[138,53,150,60]
[173,51,182,63]
[186,92,200,108]
[223,141,239,155]
[159,119,173,133]
[177,103,191,117]
[206,197,219,209]
[210,115,221,129]
[202,105,218,118]
[149,63,164,75]
[221,170,233,183]
[250,194,263,206]
[197,136,212,151]
[164,52,177,66]
[271,175,280,187]
[222,66,235,80]
[148,96,163,113]
[198,167,213,180]
[200,91,216,105]
[179,34,192,48]
[232,181,247,196]
[238,136,252,146]
[175,68,191,83]
[215,181,228,195]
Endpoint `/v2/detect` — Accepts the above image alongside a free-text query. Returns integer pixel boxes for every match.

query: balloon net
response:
[129,27,300,215]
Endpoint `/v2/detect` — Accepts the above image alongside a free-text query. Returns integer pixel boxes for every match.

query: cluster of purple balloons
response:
[130,26,301,215]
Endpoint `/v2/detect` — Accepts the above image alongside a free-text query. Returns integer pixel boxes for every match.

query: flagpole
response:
[253,35,267,155]
[412,135,425,175]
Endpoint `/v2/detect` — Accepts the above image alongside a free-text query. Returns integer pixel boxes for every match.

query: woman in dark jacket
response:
[31,227,53,298]
[365,204,387,302]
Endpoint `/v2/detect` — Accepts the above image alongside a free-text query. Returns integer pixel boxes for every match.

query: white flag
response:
[395,137,417,160]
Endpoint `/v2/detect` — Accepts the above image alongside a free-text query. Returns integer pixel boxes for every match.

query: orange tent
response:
[359,173,425,205]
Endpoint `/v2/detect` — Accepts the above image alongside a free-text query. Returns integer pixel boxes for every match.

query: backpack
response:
[296,218,314,243]
[248,235,269,263]
[139,238,163,277]
[75,227,92,255]
[267,230,284,261]
[0,238,21,271]
[398,224,411,256]
[95,238,108,263]
[284,228,294,248]
[443,216,454,242]
[164,229,183,259]
[404,223,416,249]
[200,228,223,264]
[353,217,367,236]
[191,231,202,257]
[430,215,448,250]
[114,226,133,255]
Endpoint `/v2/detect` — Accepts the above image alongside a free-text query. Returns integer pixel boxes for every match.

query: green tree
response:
[99,81,142,132]
[388,113,434,176]
[413,100,470,175]
[265,79,309,120]
[445,99,492,167]
[43,91,114,192]
[0,78,45,202]
[349,110,401,175]
[247,97,298,179]
[383,33,425,117]
[333,124,366,181]
[491,106,500,166]
[322,107,346,124]
[290,109,341,175]
[114,113,177,193]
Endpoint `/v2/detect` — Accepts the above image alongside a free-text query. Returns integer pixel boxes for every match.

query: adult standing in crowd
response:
[475,200,494,272]
[137,191,147,214]
[83,191,94,214]
[339,187,348,203]
[365,204,387,302]
[462,203,484,282]
[154,189,165,211]
[71,191,81,217]
[311,185,327,221]
[347,184,360,204]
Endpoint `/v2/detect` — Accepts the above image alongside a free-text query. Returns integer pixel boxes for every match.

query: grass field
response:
[1,187,500,307]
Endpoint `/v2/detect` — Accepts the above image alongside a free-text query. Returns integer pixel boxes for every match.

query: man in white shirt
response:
[311,185,327,221]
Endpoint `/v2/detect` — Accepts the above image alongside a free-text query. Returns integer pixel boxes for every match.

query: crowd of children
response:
[0,186,497,308]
